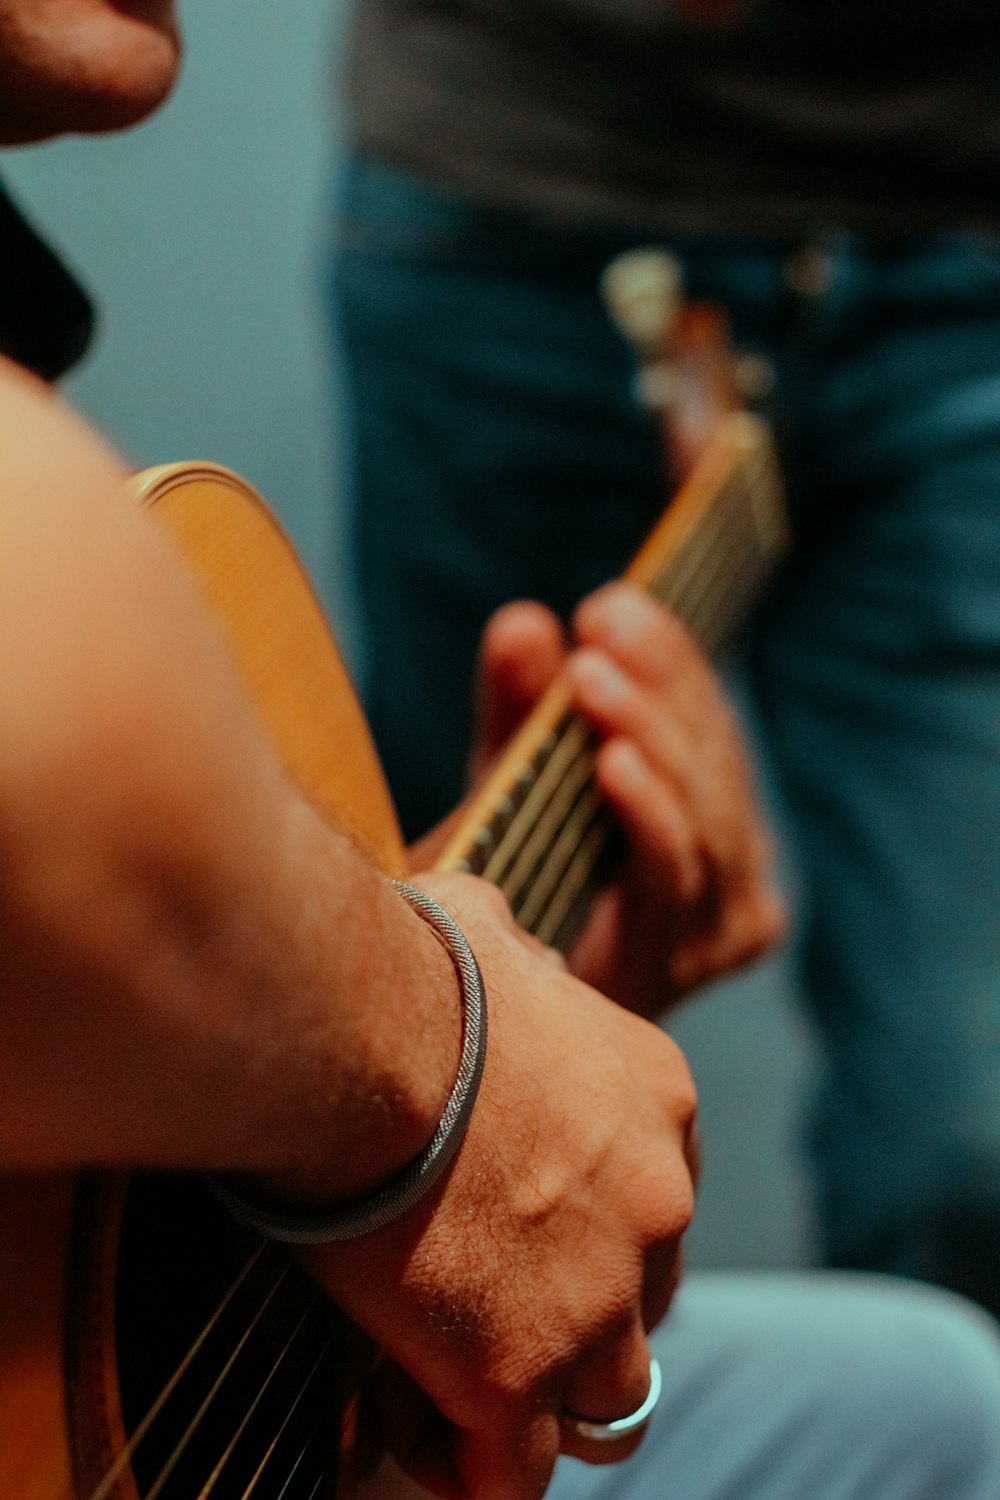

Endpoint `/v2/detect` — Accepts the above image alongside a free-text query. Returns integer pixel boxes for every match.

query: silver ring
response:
[561,1357,662,1442]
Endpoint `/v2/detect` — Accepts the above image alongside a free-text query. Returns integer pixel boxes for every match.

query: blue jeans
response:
[329,156,1000,1309]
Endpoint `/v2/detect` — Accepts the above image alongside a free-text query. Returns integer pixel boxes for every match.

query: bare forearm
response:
[0,796,458,1190]
[0,363,458,1191]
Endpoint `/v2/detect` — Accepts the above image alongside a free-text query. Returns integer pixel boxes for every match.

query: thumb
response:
[453,1410,560,1500]
[372,1358,465,1499]
[373,1358,558,1500]
[469,601,567,784]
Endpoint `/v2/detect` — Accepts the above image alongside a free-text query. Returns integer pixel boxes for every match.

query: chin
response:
[63,6,183,135]
[73,39,182,133]
[0,1,182,142]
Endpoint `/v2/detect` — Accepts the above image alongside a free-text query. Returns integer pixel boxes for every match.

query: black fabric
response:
[347,0,1000,236]
[0,183,94,381]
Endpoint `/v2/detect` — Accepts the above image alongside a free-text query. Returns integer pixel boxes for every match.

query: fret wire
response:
[698,562,771,659]
[495,461,770,920]
[480,448,775,888]
[477,468,742,879]
[487,516,724,894]
[643,467,747,623]
[515,786,605,933]
[669,503,757,646]
[240,1335,335,1498]
[499,740,597,911]
[677,488,768,646]
[195,1294,322,1498]
[644,510,729,628]
[655,443,776,622]
[655,485,760,641]
[464,448,781,954]
[534,821,614,951]
[650,473,753,631]
[85,1242,271,1500]
[143,1264,295,1500]
[674,553,770,670]
[481,717,590,885]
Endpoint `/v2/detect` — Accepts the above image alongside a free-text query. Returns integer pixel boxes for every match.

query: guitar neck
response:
[433,412,786,951]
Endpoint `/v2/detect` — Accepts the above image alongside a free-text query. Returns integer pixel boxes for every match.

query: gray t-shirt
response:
[346,0,1000,235]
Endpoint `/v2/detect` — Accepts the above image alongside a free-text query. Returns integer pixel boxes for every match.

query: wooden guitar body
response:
[0,1173,76,1500]
[130,464,406,880]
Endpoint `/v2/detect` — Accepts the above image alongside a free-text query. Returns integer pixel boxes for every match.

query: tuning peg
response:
[600,249,683,358]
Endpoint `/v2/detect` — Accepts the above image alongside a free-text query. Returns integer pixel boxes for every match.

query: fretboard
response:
[434,413,786,952]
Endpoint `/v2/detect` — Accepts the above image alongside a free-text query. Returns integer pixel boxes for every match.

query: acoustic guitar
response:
[0,258,786,1500]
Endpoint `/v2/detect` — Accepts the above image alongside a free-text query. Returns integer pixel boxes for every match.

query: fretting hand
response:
[468,584,786,1017]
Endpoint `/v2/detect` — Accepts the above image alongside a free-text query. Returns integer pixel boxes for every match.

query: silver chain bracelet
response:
[206,879,488,1243]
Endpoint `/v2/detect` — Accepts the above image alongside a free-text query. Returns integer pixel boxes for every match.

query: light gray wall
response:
[3,0,346,613]
[2,0,816,1272]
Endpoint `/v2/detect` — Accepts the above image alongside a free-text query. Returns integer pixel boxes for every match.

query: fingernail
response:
[605,739,645,785]
[599,586,654,641]
[568,648,627,703]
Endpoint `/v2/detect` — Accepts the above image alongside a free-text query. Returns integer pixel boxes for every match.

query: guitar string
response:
[81,455,777,1500]
[271,1409,333,1500]
[191,1294,321,1499]
[92,1265,338,1500]
[524,528,767,936]
[640,471,745,616]
[138,1261,294,1500]
[515,613,761,956]
[490,561,744,929]
[514,784,604,933]
[533,817,612,951]
[496,730,600,935]
[481,466,759,900]
[83,1242,269,1500]
[522,529,764,936]
[502,518,775,940]
[239,1336,335,1499]
[690,558,761,660]
[668,489,757,641]
[480,581,696,902]
[480,717,592,886]
[129,510,756,1495]
[493,481,767,923]
[523,520,770,943]
[648,474,753,620]
[500,742,597,912]
[702,572,759,656]
[272,1418,324,1500]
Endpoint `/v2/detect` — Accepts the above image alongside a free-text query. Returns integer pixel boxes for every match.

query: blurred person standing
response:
[330,0,1000,1311]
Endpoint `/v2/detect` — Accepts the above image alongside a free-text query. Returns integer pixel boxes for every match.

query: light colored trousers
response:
[549,1274,1000,1500]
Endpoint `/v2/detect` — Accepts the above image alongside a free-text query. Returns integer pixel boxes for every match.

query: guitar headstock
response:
[600,249,770,481]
